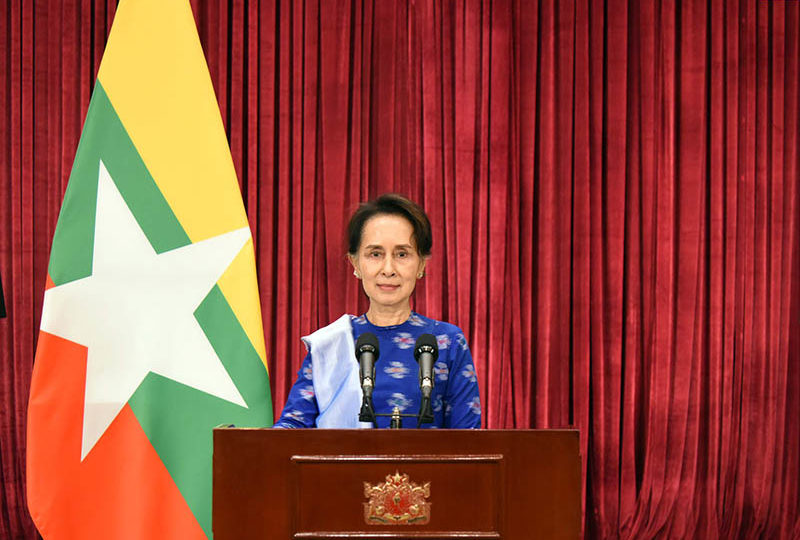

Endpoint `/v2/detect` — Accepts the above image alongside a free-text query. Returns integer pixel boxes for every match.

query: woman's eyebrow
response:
[362,243,413,250]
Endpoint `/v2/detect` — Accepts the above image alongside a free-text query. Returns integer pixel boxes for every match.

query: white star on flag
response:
[40,160,250,460]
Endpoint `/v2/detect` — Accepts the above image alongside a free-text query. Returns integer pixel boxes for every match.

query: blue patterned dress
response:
[275,312,481,429]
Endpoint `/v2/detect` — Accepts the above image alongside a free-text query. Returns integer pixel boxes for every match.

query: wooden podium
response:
[213,428,580,539]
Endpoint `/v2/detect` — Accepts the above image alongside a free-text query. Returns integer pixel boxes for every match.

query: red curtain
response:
[1,1,798,538]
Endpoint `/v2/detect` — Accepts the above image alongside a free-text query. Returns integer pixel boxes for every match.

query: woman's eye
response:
[396,251,408,258]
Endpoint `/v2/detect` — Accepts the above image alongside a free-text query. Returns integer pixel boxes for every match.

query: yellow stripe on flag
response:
[96,0,266,366]
[97,0,243,239]
[217,239,268,368]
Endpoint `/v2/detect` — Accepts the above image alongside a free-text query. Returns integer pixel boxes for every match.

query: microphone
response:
[356,332,380,393]
[355,332,380,423]
[414,333,438,399]
[414,334,438,426]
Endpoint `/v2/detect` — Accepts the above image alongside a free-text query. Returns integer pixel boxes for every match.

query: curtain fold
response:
[1,1,798,538]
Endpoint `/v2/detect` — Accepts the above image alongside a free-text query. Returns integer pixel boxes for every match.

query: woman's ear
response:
[418,255,429,277]
[348,254,360,278]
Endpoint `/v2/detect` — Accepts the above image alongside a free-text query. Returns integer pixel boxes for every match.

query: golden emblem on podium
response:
[363,471,431,525]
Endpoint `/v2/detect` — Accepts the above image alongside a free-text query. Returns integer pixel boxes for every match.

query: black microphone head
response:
[413,333,439,362]
[355,332,380,358]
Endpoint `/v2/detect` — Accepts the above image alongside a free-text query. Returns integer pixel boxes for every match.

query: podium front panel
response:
[213,429,580,539]
[292,454,503,535]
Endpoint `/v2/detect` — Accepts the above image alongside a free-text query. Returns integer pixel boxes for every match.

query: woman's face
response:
[350,214,427,314]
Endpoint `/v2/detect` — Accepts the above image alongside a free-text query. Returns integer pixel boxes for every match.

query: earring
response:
[354,270,360,278]
[417,272,424,279]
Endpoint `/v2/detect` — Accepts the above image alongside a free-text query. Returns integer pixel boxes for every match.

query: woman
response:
[275,194,481,429]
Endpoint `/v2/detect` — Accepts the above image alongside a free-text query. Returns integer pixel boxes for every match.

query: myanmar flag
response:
[26,0,273,538]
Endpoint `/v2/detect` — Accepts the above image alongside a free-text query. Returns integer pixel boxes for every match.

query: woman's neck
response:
[366,304,411,327]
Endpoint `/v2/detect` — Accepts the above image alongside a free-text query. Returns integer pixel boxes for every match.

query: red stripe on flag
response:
[27,331,207,539]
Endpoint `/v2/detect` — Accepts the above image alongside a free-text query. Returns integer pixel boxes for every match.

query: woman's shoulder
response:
[302,314,355,350]
[413,313,467,339]
[350,313,368,327]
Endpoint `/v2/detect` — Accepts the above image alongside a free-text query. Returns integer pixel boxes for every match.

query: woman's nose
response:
[381,257,396,276]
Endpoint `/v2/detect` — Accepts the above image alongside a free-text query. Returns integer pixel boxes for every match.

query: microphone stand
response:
[374,407,421,429]
[359,388,379,428]
[416,397,434,428]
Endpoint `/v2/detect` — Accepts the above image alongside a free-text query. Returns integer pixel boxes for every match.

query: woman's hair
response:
[347,194,433,256]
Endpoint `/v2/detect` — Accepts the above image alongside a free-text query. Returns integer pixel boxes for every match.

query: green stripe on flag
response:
[128,285,272,537]
[48,82,190,284]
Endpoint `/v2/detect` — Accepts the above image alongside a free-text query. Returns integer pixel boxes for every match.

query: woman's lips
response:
[377,284,400,291]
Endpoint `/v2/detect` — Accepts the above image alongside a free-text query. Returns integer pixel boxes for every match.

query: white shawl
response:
[302,314,373,429]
